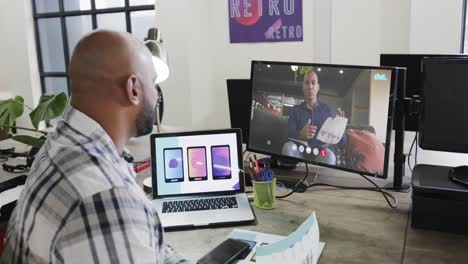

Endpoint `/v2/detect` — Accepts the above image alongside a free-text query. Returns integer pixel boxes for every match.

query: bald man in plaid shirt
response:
[2,30,189,263]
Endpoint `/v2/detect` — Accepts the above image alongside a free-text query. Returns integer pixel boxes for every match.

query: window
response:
[463,0,468,53]
[32,0,156,95]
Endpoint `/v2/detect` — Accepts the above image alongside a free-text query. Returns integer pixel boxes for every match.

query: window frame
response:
[31,0,155,94]
[461,0,467,53]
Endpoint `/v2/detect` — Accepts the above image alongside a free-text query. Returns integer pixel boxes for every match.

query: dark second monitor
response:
[419,57,468,153]
[380,54,468,132]
[418,57,468,186]
[248,61,398,178]
[226,79,252,144]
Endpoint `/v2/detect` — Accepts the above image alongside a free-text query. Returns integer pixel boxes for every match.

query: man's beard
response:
[135,99,156,137]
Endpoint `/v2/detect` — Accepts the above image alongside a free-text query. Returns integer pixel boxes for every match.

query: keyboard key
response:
[162,197,238,213]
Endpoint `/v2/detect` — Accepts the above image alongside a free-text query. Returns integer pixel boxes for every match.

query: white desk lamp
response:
[144,27,169,133]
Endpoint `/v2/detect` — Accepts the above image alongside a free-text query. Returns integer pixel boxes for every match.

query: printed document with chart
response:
[228,211,325,264]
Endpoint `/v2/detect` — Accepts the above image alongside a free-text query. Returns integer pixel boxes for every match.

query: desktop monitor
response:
[419,57,468,153]
[380,54,468,132]
[227,79,252,144]
[248,61,398,178]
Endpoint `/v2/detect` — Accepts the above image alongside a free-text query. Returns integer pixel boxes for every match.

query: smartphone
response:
[211,145,232,180]
[197,238,250,264]
[187,146,208,181]
[163,148,184,183]
[237,239,256,260]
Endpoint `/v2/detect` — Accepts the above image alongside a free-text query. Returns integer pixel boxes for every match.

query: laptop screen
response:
[151,130,243,197]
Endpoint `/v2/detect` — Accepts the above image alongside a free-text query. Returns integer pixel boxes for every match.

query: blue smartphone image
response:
[163,148,184,183]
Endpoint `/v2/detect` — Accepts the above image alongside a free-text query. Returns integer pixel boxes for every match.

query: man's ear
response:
[125,75,140,105]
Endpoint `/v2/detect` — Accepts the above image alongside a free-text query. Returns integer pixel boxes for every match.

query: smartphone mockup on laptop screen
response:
[150,129,255,230]
[163,148,184,183]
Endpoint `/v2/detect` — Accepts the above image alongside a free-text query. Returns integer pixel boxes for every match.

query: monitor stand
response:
[269,156,298,170]
[383,176,412,193]
[448,166,468,188]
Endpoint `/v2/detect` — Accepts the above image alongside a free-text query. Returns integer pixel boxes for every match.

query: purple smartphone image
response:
[212,145,232,179]
[169,159,178,168]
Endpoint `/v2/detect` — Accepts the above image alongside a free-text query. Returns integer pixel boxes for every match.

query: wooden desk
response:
[2,135,468,263]
[127,135,468,264]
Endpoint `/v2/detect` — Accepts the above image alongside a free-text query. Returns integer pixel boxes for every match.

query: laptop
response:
[150,129,256,230]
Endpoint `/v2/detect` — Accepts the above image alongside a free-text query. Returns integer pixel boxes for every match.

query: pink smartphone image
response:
[188,147,207,180]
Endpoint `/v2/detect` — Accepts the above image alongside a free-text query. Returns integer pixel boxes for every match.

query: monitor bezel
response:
[247,60,399,179]
[419,57,468,153]
[151,128,245,198]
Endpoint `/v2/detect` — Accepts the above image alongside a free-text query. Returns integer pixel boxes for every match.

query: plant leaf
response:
[29,93,68,129]
[0,96,25,130]
[11,135,46,148]
[299,66,313,75]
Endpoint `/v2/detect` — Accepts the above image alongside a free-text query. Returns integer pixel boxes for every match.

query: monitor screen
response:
[419,58,468,153]
[248,61,397,178]
[380,54,468,132]
[227,79,252,144]
[151,130,243,197]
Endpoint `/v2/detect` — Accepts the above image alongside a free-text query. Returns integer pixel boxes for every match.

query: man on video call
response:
[282,69,347,165]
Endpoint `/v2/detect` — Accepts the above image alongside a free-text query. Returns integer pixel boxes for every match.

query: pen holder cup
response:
[252,178,276,209]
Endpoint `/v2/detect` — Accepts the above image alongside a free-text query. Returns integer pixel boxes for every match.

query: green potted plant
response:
[0,92,69,149]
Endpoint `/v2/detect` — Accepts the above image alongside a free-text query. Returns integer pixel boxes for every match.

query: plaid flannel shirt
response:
[2,107,189,264]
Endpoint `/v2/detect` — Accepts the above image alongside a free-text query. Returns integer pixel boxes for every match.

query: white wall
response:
[155,1,194,128]
[409,0,464,53]
[157,0,315,129]
[328,0,412,66]
[330,0,383,65]
[0,0,41,126]
[381,0,411,54]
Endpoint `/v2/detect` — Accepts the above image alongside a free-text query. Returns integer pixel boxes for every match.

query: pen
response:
[249,167,259,181]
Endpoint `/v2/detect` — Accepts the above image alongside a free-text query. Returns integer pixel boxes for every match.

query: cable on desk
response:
[357,173,398,208]
[415,132,419,167]
[275,163,399,208]
[407,132,418,173]
[275,162,309,198]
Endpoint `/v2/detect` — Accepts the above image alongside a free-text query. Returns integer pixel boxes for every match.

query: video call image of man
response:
[282,69,347,165]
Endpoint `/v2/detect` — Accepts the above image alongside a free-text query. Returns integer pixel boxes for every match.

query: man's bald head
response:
[303,70,320,105]
[68,30,159,149]
[69,30,155,96]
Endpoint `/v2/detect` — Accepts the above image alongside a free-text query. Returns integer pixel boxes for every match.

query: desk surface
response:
[2,136,468,263]
[126,136,468,264]
[161,180,468,264]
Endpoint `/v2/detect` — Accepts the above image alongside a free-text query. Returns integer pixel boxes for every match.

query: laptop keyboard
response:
[162,197,238,213]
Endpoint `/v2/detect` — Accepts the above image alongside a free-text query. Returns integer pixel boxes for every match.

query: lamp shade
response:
[145,28,169,84]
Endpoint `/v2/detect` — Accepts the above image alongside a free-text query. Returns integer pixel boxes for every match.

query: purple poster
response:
[228,0,303,43]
